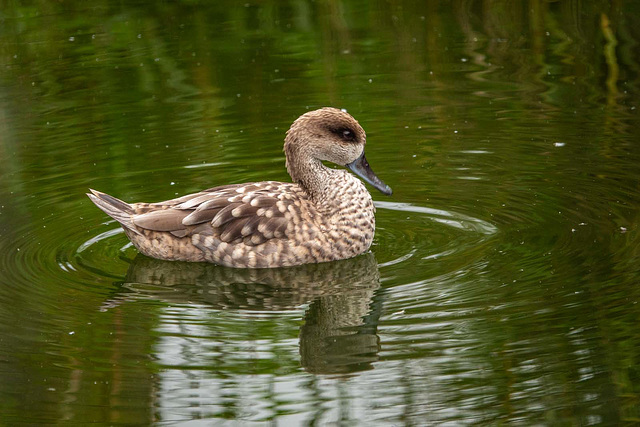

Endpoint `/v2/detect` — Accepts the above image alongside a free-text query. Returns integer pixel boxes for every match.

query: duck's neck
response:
[285,135,356,211]
[287,153,335,200]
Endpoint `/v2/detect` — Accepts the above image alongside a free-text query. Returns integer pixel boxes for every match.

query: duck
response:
[88,107,392,268]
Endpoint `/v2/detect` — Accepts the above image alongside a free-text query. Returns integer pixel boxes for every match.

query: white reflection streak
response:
[374,201,498,235]
[76,227,123,254]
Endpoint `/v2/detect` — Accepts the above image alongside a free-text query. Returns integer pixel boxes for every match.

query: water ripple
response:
[376,201,498,234]
[374,201,497,276]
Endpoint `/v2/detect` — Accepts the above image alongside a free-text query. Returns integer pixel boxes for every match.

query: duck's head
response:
[285,107,392,195]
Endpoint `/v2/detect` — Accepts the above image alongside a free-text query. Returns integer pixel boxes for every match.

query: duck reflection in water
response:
[105,252,382,374]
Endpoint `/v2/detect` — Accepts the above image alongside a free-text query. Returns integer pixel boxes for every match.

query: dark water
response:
[1,1,640,424]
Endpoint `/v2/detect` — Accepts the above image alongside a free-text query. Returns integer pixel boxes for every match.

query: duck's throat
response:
[287,157,336,200]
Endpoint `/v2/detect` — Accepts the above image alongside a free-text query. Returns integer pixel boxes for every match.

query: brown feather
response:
[211,203,242,228]
[240,215,263,236]
[220,217,251,242]
[87,189,142,236]
[231,204,259,218]
[152,191,210,208]
[170,229,189,238]
[192,223,214,236]
[259,217,289,239]
[273,217,289,237]
[250,196,278,208]
[197,197,233,211]
[182,207,223,226]
[178,193,224,210]
[202,183,244,193]
[244,233,268,246]
[133,210,189,231]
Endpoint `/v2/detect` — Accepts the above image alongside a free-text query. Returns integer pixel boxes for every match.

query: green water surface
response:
[1,1,640,425]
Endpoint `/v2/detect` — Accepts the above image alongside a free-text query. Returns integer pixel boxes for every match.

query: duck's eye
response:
[334,128,356,141]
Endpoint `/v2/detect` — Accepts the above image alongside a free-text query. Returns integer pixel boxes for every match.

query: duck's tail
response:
[87,189,142,235]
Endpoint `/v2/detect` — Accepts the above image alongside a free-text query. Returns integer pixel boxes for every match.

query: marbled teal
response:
[88,107,392,268]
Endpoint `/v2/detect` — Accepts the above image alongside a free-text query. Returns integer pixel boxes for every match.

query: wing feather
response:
[211,203,243,228]
[220,217,251,242]
[182,206,225,226]
[133,209,190,231]
[130,182,307,247]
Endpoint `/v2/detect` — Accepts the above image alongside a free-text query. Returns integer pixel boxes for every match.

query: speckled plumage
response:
[88,107,392,268]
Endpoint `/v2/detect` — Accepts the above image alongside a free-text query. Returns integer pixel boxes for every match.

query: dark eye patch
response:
[332,127,357,142]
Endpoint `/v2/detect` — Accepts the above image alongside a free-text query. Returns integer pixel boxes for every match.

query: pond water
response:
[1,1,640,425]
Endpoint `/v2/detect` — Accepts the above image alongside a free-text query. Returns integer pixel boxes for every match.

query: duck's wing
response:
[131,182,306,246]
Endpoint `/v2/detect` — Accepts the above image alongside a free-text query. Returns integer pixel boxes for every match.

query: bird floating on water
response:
[88,107,392,268]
